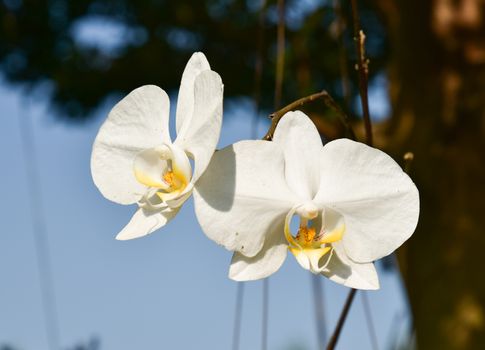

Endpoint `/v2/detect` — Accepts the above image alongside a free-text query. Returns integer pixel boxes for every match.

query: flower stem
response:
[274,0,285,110]
[312,275,327,349]
[251,0,268,139]
[326,288,357,350]
[261,278,269,350]
[263,90,356,141]
[350,0,373,146]
[362,291,379,350]
[334,0,351,110]
[326,3,374,350]
[232,282,245,350]
[19,98,60,350]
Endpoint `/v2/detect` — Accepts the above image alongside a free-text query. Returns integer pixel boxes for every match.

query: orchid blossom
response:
[194,111,419,290]
[91,52,223,240]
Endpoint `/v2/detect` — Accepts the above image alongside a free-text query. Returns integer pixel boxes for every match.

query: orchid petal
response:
[272,111,323,200]
[175,70,223,183]
[175,52,211,134]
[321,242,380,290]
[229,220,288,281]
[194,141,298,257]
[314,139,419,263]
[91,85,171,204]
[116,207,180,240]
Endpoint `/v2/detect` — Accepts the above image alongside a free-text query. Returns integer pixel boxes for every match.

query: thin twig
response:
[19,98,60,350]
[350,0,373,146]
[232,282,245,350]
[261,278,269,350]
[312,275,327,350]
[263,90,356,141]
[334,0,351,109]
[403,152,414,173]
[326,4,375,350]
[274,0,285,109]
[251,0,268,138]
[260,1,284,349]
[362,292,379,350]
[326,289,357,350]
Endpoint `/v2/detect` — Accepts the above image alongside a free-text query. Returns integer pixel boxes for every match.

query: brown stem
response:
[274,0,285,109]
[326,4,375,350]
[334,0,351,109]
[326,288,357,350]
[263,90,356,141]
[251,0,268,139]
[350,0,373,146]
[403,152,414,173]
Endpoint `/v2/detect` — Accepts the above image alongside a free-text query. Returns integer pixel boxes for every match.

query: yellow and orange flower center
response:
[284,206,345,273]
[296,226,317,246]
[163,171,175,186]
[132,144,193,211]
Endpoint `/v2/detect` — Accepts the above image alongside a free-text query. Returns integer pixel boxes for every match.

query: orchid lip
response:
[284,204,345,274]
[133,142,193,209]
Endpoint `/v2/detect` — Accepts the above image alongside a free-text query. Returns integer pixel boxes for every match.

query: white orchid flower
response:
[194,111,419,290]
[91,52,223,240]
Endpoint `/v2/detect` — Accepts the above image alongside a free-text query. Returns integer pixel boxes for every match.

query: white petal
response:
[272,111,323,200]
[175,52,211,134]
[229,220,287,281]
[194,140,298,257]
[116,207,180,240]
[175,70,223,182]
[314,139,419,263]
[91,85,171,204]
[321,242,379,290]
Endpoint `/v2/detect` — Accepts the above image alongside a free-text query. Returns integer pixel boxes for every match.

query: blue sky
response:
[0,77,409,350]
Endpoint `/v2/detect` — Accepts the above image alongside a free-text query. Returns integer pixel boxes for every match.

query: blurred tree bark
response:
[371,0,485,348]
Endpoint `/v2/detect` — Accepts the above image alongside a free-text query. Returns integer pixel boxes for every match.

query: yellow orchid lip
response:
[284,205,345,273]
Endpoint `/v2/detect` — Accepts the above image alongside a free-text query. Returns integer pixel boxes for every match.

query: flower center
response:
[133,143,192,208]
[163,171,175,186]
[158,166,186,192]
[297,226,317,245]
[284,205,345,274]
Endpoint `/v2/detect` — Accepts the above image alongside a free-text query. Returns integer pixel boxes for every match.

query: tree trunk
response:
[373,0,485,348]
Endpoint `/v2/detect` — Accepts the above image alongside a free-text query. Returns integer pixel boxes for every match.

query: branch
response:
[403,152,414,173]
[326,289,357,350]
[334,0,351,109]
[350,0,373,146]
[274,0,285,109]
[263,90,356,141]
[251,0,268,138]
